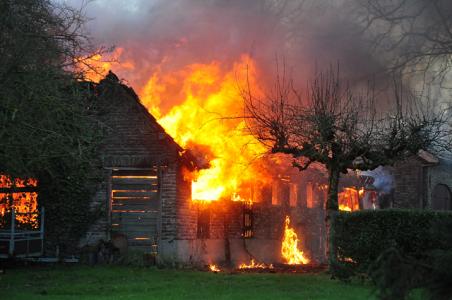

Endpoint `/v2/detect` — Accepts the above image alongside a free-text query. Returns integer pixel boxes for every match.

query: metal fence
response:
[0,208,44,258]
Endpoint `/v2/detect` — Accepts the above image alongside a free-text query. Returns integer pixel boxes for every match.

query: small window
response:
[197,206,210,239]
[0,175,39,229]
[289,184,298,207]
[252,186,262,203]
[272,182,280,205]
[306,182,314,208]
[110,169,159,214]
[242,202,253,238]
[110,169,159,245]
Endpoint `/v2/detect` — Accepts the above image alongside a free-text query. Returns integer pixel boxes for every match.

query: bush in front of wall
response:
[330,209,452,281]
[368,218,452,300]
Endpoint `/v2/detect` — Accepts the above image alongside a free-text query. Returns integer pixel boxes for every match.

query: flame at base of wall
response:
[238,259,274,269]
[281,216,310,265]
[209,264,221,272]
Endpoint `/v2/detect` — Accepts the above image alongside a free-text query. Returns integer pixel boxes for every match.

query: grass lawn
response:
[0,265,377,300]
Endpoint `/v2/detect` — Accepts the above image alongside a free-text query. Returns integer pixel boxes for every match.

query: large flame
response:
[81,52,271,202]
[141,55,271,201]
[281,216,309,265]
[80,47,278,202]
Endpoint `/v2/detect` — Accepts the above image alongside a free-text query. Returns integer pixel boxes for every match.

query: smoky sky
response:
[64,0,388,106]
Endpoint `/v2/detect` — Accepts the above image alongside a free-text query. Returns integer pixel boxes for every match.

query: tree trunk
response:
[325,167,340,265]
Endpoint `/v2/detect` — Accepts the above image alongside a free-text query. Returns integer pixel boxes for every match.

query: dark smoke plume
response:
[64,0,389,112]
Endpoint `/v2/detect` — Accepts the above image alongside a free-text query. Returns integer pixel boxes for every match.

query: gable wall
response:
[82,81,186,254]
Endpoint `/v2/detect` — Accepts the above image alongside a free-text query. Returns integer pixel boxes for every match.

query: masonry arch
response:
[431,184,451,210]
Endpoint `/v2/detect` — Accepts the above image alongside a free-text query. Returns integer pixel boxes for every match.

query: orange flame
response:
[338,187,360,212]
[77,47,134,83]
[80,52,275,203]
[209,264,221,272]
[338,204,352,212]
[140,55,271,202]
[281,216,309,265]
[231,192,253,204]
[0,175,38,228]
[238,259,274,269]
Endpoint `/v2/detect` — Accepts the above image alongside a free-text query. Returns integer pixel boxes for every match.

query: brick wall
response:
[160,164,178,240]
[97,78,182,168]
[83,76,188,248]
[159,162,197,241]
[176,166,197,240]
[393,157,424,208]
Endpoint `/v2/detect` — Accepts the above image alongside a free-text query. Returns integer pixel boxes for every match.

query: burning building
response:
[78,52,452,267]
[81,64,452,268]
[4,69,450,265]
[81,71,329,267]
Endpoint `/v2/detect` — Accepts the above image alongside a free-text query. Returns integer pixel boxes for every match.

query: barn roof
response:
[417,149,440,165]
[94,71,198,170]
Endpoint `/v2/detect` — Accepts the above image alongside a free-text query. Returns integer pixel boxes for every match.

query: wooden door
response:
[110,169,159,250]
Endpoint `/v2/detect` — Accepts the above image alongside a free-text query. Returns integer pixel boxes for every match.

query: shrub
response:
[0,0,104,255]
[368,218,452,300]
[330,209,452,280]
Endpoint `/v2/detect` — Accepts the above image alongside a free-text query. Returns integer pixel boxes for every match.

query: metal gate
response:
[110,169,159,250]
[0,209,44,258]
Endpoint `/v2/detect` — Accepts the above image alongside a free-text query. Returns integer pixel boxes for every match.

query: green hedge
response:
[330,209,452,279]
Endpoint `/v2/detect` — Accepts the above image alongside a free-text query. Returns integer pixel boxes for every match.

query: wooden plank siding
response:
[110,169,160,249]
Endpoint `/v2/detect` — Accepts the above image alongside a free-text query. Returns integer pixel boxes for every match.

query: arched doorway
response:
[431,184,451,210]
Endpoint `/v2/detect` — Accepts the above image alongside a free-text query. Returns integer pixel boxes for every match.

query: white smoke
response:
[361,166,394,194]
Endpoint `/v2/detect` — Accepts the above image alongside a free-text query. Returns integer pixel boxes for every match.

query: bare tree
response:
[243,67,450,258]
[358,0,452,86]
[0,0,108,83]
